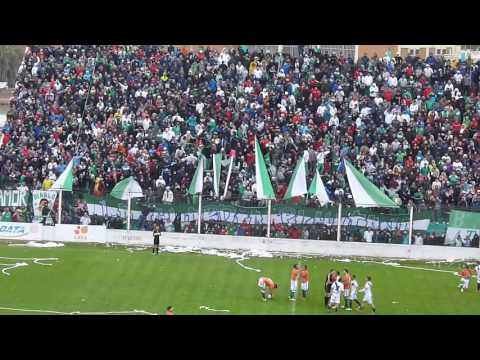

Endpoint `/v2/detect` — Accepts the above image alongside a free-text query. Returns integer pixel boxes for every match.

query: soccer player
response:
[350,275,362,310]
[458,265,472,292]
[258,276,278,301]
[153,223,161,255]
[328,277,344,312]
[475,262,480,292]
[300,265,309,299]
[165,306,174,315]
[324,269,335,308]
[342,269,352,310]
[359,276,376,314]
[290,264,300,301]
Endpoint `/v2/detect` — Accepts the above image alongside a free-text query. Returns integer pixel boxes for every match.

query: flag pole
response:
[267,199,272,238]
[58,190,63,225]
[408,204,414,245]
[127,192,131,231]
[197,194,202,234]
[336,200,342,242]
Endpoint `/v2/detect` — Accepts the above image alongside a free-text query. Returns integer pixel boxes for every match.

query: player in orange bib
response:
[289,264,300,301]
[458,265,472,292]
[258,276,278,301]
[300,265,309,299]
[342,269,352,310]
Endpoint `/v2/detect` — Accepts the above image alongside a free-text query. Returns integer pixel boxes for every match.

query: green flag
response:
[111,177,144,200]
[188,155,205,195]
[212,153,222,198]
[51,160,74,192]
[254,137,275,200]
[284,158,307,200]
[344,160,398,208]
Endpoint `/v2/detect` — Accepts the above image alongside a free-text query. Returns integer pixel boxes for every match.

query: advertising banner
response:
[55,224,106,243]
[0,222,42,241]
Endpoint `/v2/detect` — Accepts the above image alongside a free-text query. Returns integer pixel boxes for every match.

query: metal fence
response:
[2,186,479,248]
[0,184,480,247]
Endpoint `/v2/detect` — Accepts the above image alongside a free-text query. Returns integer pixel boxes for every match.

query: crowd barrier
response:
[0,223,479,261]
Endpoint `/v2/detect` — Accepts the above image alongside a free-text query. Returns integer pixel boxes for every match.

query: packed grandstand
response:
[1,45,480,245]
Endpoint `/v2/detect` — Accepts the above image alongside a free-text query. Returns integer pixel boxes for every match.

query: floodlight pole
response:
[408,204,414,245]
[267,199,272,238]
[197,194,202,234]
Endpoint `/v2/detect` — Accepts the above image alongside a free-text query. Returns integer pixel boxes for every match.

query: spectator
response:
[462,234,472,247]
[472,233,480,247]
[363,228,373,243]
[80,212,91,225]
[1,207,12,222]
[162,186,174,204]
[455,233,463,247]
[2,45,480,242]
[414,232,424,245]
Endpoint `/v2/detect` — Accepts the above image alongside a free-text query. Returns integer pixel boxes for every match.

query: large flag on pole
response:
[284,158,307,199]
[212,153,222,198]
[344,160,398,208]
[188,155,205,195]
[51,159,74,192]
[308,169,331,206]
[223,149,236,199]
[254,137,275,200]
[111,176,144,200]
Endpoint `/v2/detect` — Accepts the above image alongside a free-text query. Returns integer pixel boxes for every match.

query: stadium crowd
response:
[2,45,480,244]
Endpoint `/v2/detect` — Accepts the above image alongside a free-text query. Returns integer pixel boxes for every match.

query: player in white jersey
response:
[359,276,376,314]
[350,275,362,310]
[475,263,480,292]
[328,279,344,312]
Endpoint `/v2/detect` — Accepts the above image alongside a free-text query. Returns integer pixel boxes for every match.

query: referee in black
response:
[153,223,161,255]
[324,269,334,308]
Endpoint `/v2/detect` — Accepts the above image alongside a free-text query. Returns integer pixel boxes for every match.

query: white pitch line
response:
[235,259,261,272]
[0,306,158,315]
[360,260,460,275]
[199,305,231,313]
[0,262,29,276]
[0,257,59,276]
[0,256,59,264]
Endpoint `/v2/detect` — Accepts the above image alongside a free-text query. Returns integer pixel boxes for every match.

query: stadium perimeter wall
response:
[0,222,479,261]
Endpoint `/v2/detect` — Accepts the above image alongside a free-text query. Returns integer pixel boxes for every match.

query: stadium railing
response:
[0,186,479,248]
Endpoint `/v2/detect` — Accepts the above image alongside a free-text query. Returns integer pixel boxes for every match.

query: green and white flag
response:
[445,210,480,244]
[284,158,307,200]
[111,176,144,200]
[188,155,205,195]
[212,153,222,198]
[50,159,74,192]
[308,169,331,206]
[254,137,275,200]
[344,160,398,208]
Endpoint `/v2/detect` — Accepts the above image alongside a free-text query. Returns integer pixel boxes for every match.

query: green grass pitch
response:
[0,242,478,315]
